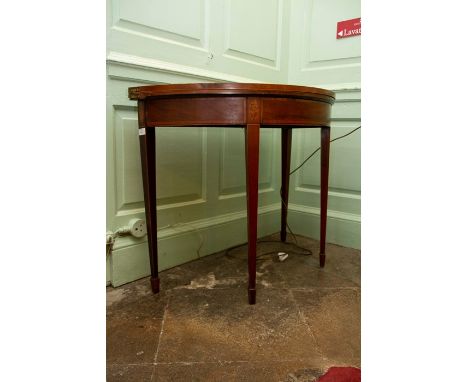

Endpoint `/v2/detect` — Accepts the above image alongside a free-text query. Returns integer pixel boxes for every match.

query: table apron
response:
[143,96,331,127]
[145,96,246,126]
[261,97,331,126]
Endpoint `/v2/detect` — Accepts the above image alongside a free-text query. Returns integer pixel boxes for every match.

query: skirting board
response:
[287,203,361,250]
[109,205,281,287]
[109,202,360,287]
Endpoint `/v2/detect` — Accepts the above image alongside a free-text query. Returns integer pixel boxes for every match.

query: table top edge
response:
[128,83,336,103]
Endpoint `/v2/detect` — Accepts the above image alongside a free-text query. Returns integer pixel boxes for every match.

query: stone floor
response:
[106,233,360,382]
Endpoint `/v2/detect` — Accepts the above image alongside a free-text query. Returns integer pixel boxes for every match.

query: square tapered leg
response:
[320,126,330,267]
[138,100,160,293]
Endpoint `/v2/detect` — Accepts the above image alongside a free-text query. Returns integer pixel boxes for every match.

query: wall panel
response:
[219,128,275,196]
[224,0,280,67]
[114,0,207,49]
[106,0,360,286]
[155,127,206,205]
[288,0,361,87]
[108,0,291,84]
[113,107,144,212]
[288,89,361,247]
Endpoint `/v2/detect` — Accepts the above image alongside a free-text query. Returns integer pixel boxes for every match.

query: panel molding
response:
[288,203,360,250]
[218,127,275,196]
[107,51,261,83]
[111,0,209,52]
[303,0,360,65]
[288,203,360,223]
[301,61,361,72]
[295,186,361,200]
[293,87,360,192]
[113,107,142,213]
[316,83,361,92]
[288,86,360,228]
[222,0,283,70]
[218,187,275,200]
[111,22,208,53]
[112,105,209,217]
[295,125,361,191]
[107,53,361,92]
[287,0,361,86]
[115,198,207,218]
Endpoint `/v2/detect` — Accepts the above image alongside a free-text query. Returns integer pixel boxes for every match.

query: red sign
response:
[336,18,361,39]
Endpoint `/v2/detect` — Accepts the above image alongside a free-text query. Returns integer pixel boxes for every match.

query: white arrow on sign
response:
[337,30,344,37]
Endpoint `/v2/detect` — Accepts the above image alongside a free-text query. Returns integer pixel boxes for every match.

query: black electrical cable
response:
[289,126,361,176]
[225,126,361,262]
[280,125,361,239]
[224,240,314,262]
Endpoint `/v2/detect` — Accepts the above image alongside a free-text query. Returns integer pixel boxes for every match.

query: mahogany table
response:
[128,83,335,304]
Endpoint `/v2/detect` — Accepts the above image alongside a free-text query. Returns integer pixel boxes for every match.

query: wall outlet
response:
[106,231,114,244]
[128,218,147,238]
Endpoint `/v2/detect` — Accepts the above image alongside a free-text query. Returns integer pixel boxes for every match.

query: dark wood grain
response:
[129,82,335,103]
[245,98,261,305]
[280,128,292,242]
[145,96,246,126]
[137,100,160,292]
[320,127,331,268]
[262,97,331,126]
[129,83,335,304]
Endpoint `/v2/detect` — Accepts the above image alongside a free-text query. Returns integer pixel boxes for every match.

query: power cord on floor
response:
[226,125,362,262]
[224,239,314,262]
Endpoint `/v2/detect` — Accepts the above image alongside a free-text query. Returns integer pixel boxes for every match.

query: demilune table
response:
[128,83,335,304]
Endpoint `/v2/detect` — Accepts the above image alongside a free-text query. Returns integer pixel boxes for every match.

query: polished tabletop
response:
[129,82,335,103]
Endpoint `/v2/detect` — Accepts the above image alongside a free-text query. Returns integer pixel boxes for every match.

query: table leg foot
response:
[248,288,256,305]
[319,254,326,268]
[150,277,160,293]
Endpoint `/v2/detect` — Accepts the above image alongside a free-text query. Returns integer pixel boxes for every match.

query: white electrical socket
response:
[106,231,114,244]
[128,218,147,238]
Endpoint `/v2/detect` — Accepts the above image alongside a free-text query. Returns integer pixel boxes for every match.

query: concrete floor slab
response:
[106,234,361,381]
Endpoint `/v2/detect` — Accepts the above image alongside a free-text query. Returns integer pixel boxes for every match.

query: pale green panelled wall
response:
[287,0,361,250]
[106,0,360,286]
